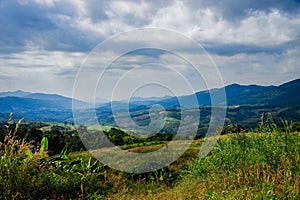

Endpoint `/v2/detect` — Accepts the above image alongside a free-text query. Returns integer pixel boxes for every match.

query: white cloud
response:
[149,3,300,46]
[0,50,86,95]
[0,0,300,99]
[18,0,58,7]
[211,47,300,86]
[232,9,300,45]
[3,0,299,52]
[108,0,153,20]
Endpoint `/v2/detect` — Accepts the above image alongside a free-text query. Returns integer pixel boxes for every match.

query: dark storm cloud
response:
[0,0,107,53]
[0,1,56,51]
[204,40,300,56]
[0,0,299,55]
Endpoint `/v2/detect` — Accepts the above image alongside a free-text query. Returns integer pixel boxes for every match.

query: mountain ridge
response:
[0,78,299,123]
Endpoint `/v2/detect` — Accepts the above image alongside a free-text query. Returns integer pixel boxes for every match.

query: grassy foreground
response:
[0,121,299,199]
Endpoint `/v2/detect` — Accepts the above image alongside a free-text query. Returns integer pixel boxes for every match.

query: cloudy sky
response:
[0,0,300,101]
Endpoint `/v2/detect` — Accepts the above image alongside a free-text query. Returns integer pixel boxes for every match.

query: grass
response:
[108,130,300,199]
[182,131,300,199]
[0,116,299,199]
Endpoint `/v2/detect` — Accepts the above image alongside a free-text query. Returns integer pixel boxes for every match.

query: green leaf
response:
[40,137,48,152]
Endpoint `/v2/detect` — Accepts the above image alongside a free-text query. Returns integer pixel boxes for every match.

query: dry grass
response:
[127,144,165,153]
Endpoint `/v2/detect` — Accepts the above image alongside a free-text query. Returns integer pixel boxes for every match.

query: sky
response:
[0,0,300,101]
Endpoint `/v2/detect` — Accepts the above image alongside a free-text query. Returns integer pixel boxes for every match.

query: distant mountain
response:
[0,96,63,112]
[0,79,299,124]
[129,95,172,102]
[0,91,90,122]
[0,90,90,109]
[25,93,90,109]
[94,78,300,131]
[262,78,300,105]
[0,90,31,98]
[94,95,173,114]
[157,79,299,108]
[224,84,276,105]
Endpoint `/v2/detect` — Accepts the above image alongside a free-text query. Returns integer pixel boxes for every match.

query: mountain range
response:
[0,91,89,122]
[158,78,300,107]
[94,78,300,132]
[0,79,299,128]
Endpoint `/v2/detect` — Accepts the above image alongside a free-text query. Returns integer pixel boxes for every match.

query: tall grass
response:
[0,114,41,199]
[0,114,109,199]
[182,120,300,199]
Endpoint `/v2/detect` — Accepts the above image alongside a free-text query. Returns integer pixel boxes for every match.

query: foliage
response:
[182,121,300,199]
[0,114,109,199]
[0,114,299,199]
[0,113,46,199]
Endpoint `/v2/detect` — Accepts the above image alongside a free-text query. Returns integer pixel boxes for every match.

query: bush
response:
[0,115,111,199]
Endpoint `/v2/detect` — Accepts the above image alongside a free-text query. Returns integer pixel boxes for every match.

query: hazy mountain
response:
[0,92,90,122]
[129,95,172,102]
[0,96,64,113]
[0,79,299,124]
[25,93,90,109]
[0,90,90,109]
[0,90,31,98]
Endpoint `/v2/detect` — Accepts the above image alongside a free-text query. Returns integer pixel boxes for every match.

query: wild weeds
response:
[184,116,300,199]
[0,113,41,199]
[0,114,109,199]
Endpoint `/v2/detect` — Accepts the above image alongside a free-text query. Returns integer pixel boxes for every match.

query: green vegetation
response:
[0,114,299,199]
[181,131,299,199]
